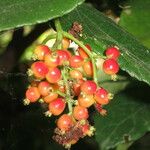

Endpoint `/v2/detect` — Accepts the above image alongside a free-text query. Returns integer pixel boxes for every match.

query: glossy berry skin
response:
[94,88,109,105]
[83,61,93,77]
[44,52,60,67]
[69,55,83,68]
[43,92,58,103]
[57,114,73,131]
[48,98,66,116]
[52,83,65,93]
[78,94,95,108]
[46,67,61,83]
[34,45,50,60]
[26,87,40,102]
[38,81,52,97]
[70,69,83,79]
[73,105,89,121]
[78,44,91,59]
[105,47,120,60]
[81,80,97,95]
[103,59,119,75]
[73,79,84,96]
[57,50,71,65]
[31,61,49,79]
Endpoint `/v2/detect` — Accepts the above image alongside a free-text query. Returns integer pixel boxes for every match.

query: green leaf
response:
[0,0,85,32]
[61,4,150,85]
[100,76,130,94]
[119,0,150,48]
[94,85,150,150]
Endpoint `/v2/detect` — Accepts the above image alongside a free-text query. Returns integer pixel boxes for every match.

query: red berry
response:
[43,92,58,103]
[69,55,83,68]
[73,105,89,121]
[48,98,66,116]
[78,44,91,59]
[83,61,93,77]
[73,79,84,96]
[34,45,51,60]
[25,87,40,102]
[70,69,83,79]
[94,88,109,105]
[57,114,73,131]
[31,61,49,79]
[46,67,61,83]
[57,50,71,65]
[78,94,95,108]
[52,83,65,93]
[105,47,120,60]
[81,80,97,95]
[38,81,52,97]
[44,52,60,67]
[103,59,119,75]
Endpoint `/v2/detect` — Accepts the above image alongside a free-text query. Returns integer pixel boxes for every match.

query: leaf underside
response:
[61,4,150,85]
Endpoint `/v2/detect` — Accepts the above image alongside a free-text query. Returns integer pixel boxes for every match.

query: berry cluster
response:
[24,34,120,148]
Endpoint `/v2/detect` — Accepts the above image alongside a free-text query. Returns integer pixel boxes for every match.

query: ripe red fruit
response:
[73,79,84,96]
[105,47,120,60]
[69,55,83,68]
[57,50,71,65]
[52,83,65,93]
[73,105,89,121]
[57,114,73,131]
[70,69,83,79]
[34,45,50,60]
[78,44,91,59]
[78,94,95,108]
[46,67,61,83]
[43,92,58,103]
[38,81,52,97]
[48,98,66,116]
[103,58,119,75]
[25,87,40,102]
[44,52,60,67]
[81,80,97,95]
[94,88,109,105]
[83,61,93,77]
[31,61,49,79]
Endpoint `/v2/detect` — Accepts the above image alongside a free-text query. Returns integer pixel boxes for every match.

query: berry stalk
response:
[62,31,98,84]
[62,67,73,114]
[53,18,63,49]
[56,90,66,97]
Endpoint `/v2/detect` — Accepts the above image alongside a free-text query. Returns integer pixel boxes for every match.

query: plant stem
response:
[54,19,73,114]
[62,67,73,114]
[42,33,57,44]
[53,18,63,49]
[62,31,98,84]
[63,31,92,57]
[56,90,66,97]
